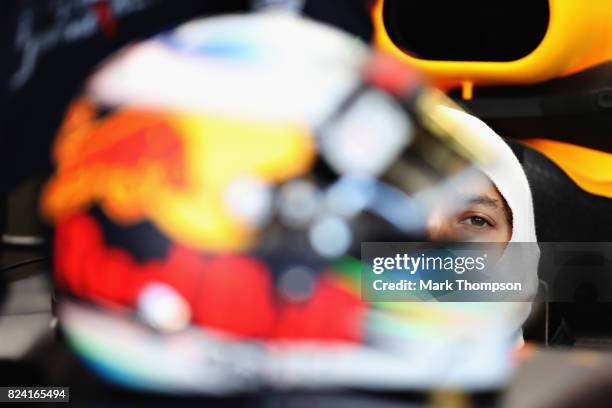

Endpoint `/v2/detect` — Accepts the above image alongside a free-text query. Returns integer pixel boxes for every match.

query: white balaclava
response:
[436,106,540,340]
[437,106,537,243]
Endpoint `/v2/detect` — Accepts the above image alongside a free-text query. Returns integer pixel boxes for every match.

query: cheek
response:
[488,229,511,243]
[485,222,512,243]
[501,221,512,242]
[494,213,513,242]
[452,224,511,243]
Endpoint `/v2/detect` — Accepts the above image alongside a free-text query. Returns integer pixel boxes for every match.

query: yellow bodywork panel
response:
[372,0,612,89]
[524,139,612,198]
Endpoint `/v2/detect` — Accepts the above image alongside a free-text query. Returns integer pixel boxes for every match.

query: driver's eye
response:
[461,215,491,228]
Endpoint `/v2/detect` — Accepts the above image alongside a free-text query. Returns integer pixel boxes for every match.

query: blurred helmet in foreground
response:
[41,12,509,395]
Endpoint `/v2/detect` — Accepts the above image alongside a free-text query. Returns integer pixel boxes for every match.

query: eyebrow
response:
[466,195,499,208]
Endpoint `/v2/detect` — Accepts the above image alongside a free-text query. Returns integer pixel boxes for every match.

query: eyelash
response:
[459,215,494,229]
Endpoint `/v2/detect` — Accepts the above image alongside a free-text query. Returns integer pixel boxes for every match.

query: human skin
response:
[425,180,512,243]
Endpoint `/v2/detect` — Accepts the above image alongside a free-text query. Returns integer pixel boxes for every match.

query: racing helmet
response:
[40,11,516,394]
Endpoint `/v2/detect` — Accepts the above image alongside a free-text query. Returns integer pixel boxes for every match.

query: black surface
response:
[382,0,549,62]
[457,62,612,153]
[0,0,251,193]
[511,142,612,340]
[509,142,612,242]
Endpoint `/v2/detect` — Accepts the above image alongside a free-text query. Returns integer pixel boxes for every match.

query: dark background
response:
[0,0,373,192]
